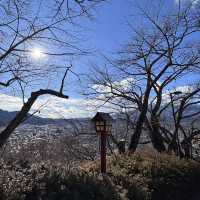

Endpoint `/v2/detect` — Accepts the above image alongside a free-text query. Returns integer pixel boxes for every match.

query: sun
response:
[31,47,45,59]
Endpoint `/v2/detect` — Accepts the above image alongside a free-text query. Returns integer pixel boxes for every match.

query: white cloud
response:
[162,85,193,104]
[92,77,135,95]
[0,93,23,111]
[0,93,97,119]
[175,0,199,4]
[171,85,193,93]
[0,92,125,119]
[35,97,99,119]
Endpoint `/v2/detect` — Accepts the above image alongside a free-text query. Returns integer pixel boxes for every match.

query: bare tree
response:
[0,0,105,148]
[87,0,200,155]
[157,85,200,158]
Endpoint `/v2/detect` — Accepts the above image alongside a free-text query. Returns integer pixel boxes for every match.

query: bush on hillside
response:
[89,153,200,200]
[0,160,120,200]
[1,153,200,200]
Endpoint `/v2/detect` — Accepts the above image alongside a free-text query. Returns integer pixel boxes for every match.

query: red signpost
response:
[100,132,107,173]
[92,112,113,174]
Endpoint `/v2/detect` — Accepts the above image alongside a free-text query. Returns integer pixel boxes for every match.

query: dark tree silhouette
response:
[0,0,105,148]
[87,0,200,155]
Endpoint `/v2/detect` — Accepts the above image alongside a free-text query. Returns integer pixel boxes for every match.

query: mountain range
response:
[0,103,200,128]
[0,109,87,127]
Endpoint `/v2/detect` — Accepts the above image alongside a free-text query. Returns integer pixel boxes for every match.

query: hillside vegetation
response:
[0,153,200,200]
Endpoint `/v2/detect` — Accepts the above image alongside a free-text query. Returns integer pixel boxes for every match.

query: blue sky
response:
[66,0,134,97]
[69,0,197,96]
[1,0,136,118]
[1,0,199,118]
[1,0,134,98]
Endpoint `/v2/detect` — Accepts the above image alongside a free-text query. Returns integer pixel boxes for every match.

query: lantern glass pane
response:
[96,126,101,131]
[105,124,111,133]
[100,121,104,125]
[100,126,104,131]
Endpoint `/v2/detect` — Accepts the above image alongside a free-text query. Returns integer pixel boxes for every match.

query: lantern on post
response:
[92,112,113,173]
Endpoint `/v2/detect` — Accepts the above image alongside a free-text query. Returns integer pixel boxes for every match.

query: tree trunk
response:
[150,117,166,152]
[129,77,151,153]
[0,89,68,148]
[129,93,150,152]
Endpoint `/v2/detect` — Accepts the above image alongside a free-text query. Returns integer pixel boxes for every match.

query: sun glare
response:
[31,47,45,59]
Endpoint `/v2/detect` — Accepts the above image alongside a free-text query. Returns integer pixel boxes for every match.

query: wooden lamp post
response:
[92,112,112,173]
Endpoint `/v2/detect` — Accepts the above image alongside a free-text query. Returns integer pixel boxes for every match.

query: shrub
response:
[89,153,200,200]
[150,154,200,200]
[0,160,120,200]
[1,153,200,200]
